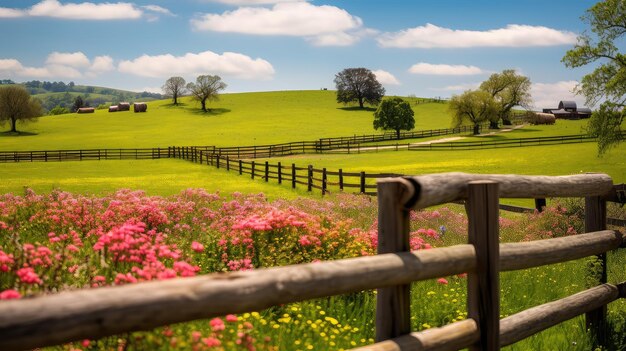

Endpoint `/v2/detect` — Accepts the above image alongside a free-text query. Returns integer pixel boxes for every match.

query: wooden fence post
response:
[339,169,344,191]
[466,181,500,351]
[292,164,296,189]
[251,161,255,179]
[360,172,366,193]
[585,195,608,346]
[534,198,546,212]
[375,180,411,341]
[226,156,230,171]
[307,165,313,192]
[239,160,243,175]
[322,168,327,195]
[265,161,269,182]
[278,162,282,184]
[216,155,220,169]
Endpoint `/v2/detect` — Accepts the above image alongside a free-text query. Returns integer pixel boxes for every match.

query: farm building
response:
[542,101,592,119]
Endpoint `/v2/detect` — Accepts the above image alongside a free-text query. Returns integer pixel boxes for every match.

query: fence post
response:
[216,155,220,169]
[322,168,327,195]
[226,156,230,171]
[360,172,366,193]
[339,169,344,191]
[239,160,243,175]
[534,198,546,212]
[265,161,269,182]
[278,162,282,184]
[466,181,500,351]
[375,179,411,341]
[585,195,608,346]
[307,165,313,192]
[292,164,296,189]
[251,161,255,179]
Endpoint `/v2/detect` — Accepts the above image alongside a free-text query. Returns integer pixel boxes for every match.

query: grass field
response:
[0,91,451,151]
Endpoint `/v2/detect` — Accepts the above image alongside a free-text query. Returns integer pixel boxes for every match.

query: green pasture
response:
[0,159,305,199]
[0,91,451,151]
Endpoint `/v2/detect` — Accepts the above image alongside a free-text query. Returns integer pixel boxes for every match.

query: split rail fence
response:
[0,173,624,351]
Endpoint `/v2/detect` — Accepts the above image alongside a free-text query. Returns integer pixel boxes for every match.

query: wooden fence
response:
[0,173,624,351]
[407,133,600,151]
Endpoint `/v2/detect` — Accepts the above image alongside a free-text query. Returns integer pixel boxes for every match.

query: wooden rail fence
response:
[0,173,623,351]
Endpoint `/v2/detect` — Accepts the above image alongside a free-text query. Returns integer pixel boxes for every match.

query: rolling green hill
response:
[0,90,452,150]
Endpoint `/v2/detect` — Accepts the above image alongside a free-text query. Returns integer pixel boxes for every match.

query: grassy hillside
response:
[0,90,452,150]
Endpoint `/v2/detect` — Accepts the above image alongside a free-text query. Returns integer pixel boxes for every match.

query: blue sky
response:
[0,0,604,108]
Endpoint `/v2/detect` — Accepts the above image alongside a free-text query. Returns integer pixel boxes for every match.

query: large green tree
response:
[480,69,532,128]
[162,76,186,105]
[449,90,498,135]
[186,75,227,112]
[563,0,626,155]
[334,68,385,108]
[0,85,42,133]
[373,97,415,139]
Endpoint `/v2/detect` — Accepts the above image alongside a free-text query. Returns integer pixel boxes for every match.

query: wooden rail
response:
[0,173,624,351]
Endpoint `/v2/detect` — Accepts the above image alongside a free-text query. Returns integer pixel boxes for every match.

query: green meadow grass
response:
[0,91,451,151]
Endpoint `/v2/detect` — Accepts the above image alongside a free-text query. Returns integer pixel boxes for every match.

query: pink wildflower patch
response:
[437,278,449,285]
[0,289,21,300]
[191,241,204,253]
[209,317,225,331]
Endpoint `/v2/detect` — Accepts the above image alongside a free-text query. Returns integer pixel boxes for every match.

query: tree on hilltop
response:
[449,90,498,135]
[0,85,43,133]
[334,68,385,108]
[186,75,227,112]
[373,97,415,139]
[479,69,532,128]
[563,0,626,155]
[162,76,187,105]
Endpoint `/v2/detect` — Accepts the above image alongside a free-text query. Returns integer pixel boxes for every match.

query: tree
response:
[162,76,187,105]
[479,69,532,128]
[72,96,85,112]
[0,85,43,133]
[334,68,385,108]
[563,0,626,155]
[186,75,227,112]
[449,90,498,135]
[373,97,415,139]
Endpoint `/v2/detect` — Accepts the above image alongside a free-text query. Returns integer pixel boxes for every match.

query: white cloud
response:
[0,1,172,20]
[191,2,364,46]
[210,0,306,5]
[409,63,485,75]
[372,70,400,86]
[0,8,24,18]
[432,82,481,91]
[379,23,578,48]
[117,50,275,80]
[0,59,24,72]
[531,80,585,109]
[46,51,90,68]
[89,56,114,72]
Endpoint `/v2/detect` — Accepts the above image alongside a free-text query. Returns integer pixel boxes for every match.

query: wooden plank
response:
[396,173,613,210]
[585,195,608,346]
[500,230,622,271]
[466,181,500,351]
[500,284,620,347]
[0,245,476,351]
[376,180,413,342]
[351,319,479,351]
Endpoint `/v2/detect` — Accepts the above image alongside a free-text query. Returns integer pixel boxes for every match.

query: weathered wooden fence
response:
[407,133,605,151]
[0,173,624,351]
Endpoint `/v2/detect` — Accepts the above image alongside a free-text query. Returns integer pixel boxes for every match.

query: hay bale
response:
[108,105,119,112]
[527,112,555,125]
[133,102,147,113]
[77,107,95,114]
[118,102,131,111]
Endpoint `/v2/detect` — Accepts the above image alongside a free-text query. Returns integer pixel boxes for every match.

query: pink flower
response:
[226,314,238,322]
[191,331,202,342]
[81,339,91,348]
[0,289,21,300]
[437,278,448,285]
[191,241,204,253]
[204,337,221,347]
[16,267,42,285]
[210,317,225,331]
